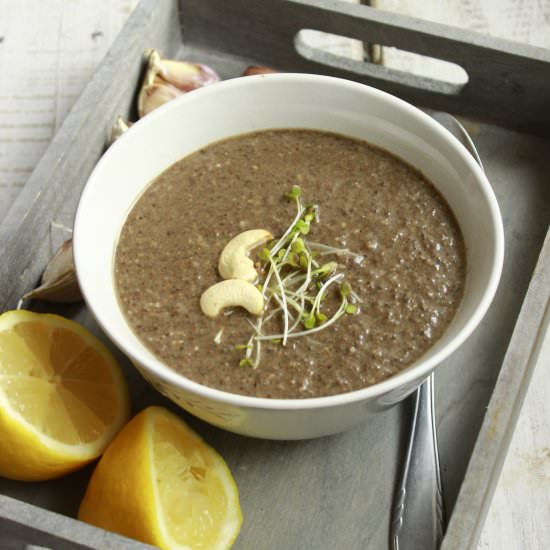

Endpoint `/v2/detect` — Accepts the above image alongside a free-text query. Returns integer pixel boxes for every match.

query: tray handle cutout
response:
[180,0,550,136]
[294,28,470,96]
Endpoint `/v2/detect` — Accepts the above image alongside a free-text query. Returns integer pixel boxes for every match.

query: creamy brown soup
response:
[115,129,465,398]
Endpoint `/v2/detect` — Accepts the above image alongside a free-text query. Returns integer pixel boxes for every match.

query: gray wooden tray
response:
[0,1,549,548]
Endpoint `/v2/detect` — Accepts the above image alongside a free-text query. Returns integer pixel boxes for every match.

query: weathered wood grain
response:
[0,0,181,312]
[442,184,550,550]
[0,1,549,549]
[374,0,550,84]
[0,493,155,549]
[180,0,550,136]
[0,0,139,221]
[478,304,550,550]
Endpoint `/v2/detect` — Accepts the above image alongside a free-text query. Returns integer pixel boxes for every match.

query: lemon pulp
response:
[78,406,242,550]
[0,310,130,480]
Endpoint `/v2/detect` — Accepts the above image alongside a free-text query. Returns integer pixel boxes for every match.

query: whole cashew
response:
[218,229,273,282]
[200,279,264,318]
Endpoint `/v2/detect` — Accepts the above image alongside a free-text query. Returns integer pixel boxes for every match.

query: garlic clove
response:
[23,239,82,303]
[109,116,132,145]
[137,76,183,118]
[23,271,82,303]
[158,59,220,91]
[241,66,277,76]
[137,49,220,117]
[142,49,162,88]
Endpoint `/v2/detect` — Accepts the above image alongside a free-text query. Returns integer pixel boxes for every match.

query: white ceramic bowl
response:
[74,74,504,440]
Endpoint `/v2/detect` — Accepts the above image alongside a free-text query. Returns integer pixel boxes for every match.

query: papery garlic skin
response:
[109,117,132,145]
[137,49,220,118]
[23,239,82,303]
[138,77,182,118]
[159,59,220,91]
[241,66,277,77]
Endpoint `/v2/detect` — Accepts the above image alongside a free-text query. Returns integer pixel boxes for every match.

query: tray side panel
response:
[431,122,550,521]
[0,1,549,549]
[0,494,155,550]
[179,0,550,136]
[442,229,550,549]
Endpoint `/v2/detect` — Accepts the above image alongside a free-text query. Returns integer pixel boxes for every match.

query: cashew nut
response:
[218,229,273,282]
[200,279,264,318]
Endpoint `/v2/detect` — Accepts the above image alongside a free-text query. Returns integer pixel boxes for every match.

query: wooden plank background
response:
[0,0,138,221]
[0,1,549,549]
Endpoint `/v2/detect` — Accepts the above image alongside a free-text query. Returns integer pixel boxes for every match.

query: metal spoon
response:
[391,372,444,550]
[390,113,483,550]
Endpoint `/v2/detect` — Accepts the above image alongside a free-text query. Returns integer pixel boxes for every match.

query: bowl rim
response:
[74,72,505,411]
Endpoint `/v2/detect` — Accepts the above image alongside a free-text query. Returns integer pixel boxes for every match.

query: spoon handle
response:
[390,113,484,550]
[390,374,445,550]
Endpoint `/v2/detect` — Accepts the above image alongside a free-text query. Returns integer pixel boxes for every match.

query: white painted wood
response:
[0,0,137,221]
[373,0,550,84]
[376,0,550,46]
[477,299,550,550]
[301,0,365,60]
[0,1,549,549]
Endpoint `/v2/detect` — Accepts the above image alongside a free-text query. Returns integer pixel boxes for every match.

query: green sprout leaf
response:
[235,344,251,350]
[314,261,337,278]
[276,248,287,261]
[285,252,299,267]
[285,185,302,200]
[233,184,361,370]
[303,314,316,329]
[239,358,255,368]
[291,237,306,254]
[258,247,271,262]
[316,311,328,324]
[295,219,310,235]
[340,282,351,298]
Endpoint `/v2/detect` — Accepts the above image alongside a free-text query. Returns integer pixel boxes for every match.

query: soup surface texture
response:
[115,129,465,398]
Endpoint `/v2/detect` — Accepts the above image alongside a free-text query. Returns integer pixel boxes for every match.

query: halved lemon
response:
[78,406,243,550]
[0,310,130,481]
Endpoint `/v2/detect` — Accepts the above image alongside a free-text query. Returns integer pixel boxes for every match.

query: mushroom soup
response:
[114,129,466,398]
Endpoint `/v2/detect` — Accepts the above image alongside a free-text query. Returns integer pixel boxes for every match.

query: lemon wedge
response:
[0,310,130,481]
[78,406,243,550]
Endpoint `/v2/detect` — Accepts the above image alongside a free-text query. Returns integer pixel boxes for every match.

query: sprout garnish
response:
[236,185,360,368]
